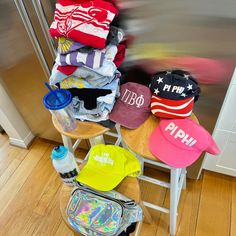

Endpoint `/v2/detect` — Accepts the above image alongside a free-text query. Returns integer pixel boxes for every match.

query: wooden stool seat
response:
[121,115,159,162]
[52,116,120,162]
[121,114,198,162]
[52,116,109,140]
[60,176,145,236]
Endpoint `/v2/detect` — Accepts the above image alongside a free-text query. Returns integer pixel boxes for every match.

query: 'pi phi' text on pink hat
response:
[148,118,220,168]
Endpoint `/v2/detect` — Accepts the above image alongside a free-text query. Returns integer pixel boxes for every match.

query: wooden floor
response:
[0,134,236,236]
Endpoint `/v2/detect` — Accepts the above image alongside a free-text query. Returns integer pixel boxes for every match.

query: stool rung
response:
[143,201,170,214]
[143,158,171,169]
[72,139,81,151]
[75,158,83,164]
[104,131,119,138]
[114,137,122,146]
[139,175,170,188]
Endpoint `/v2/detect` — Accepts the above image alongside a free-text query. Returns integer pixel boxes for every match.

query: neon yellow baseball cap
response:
[76,144,141,191]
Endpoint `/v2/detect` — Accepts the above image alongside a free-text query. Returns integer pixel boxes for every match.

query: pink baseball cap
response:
[148,118,220,168]
[109,82,152,129]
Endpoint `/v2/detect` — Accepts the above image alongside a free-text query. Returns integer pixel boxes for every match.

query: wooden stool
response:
[52,116,121,162]
[60,176,151,236]
[120,114,198,236]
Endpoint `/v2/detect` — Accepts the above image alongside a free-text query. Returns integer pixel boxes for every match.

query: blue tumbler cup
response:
[43,89,77,132]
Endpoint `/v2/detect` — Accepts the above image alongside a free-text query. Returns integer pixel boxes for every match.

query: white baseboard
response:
[9,131,35,149]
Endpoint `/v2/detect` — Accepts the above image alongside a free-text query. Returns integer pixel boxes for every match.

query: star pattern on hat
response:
[184,74,190,80]
[157,77,163,84]
[154,88,160,95]
[187,84,193,90]
[181,93,186,97]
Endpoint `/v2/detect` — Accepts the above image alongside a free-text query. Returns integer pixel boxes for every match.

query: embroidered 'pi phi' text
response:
[163,84,185,94]
[121,89,145,108]
[165,122,197,146]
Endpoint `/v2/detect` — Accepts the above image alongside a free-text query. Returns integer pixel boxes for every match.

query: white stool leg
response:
[169,168,179,236]
[61,134,74,154]
[89,135,105,146]
[182,168,187,190]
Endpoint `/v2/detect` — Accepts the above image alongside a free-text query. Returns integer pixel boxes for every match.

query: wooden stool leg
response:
[169,168,179,236]
[62,134,74,154]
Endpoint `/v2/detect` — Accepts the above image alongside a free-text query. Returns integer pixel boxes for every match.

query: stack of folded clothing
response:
[49,0,127,125]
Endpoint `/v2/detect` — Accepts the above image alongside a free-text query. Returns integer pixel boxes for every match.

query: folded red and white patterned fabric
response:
[49,0,118,49]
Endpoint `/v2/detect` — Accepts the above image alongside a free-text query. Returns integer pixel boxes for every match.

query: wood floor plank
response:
[33,171,61,216]
[0,158,21,190]
[155,188,170,236]
[0,145,53,235]
[155,177,203,236]
[0,138,50,218]
[195,171,232,236]
[55,220,73,236]
[140,167,169,236]
[0,133,8,146]
[0,136,235,236]
[175,179,203,236]
[231,178,236,235]
[21,187,62,236]
[0,141,29,175]
[32,187,63,235]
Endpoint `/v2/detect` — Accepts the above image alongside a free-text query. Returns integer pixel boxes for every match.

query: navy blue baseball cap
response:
[150,70,200,101]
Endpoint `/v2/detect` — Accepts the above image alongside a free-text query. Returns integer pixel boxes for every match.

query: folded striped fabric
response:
[150,95,194,119]
[55,49,106,69]
[49,0,118,49]
[55,37,118,69]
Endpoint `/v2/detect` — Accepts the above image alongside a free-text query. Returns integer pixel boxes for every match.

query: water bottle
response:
[51,146,79,186]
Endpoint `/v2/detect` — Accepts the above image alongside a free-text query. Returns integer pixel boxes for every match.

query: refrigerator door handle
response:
[13,0,51,78]
[32,0,57,59]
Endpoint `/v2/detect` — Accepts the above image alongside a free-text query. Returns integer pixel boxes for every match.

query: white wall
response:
[0,79,34,148]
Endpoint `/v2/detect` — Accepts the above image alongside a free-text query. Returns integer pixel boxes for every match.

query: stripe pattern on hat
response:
[151,95,194,119]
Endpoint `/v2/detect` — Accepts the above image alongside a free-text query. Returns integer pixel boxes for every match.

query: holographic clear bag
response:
[66,183,143,236]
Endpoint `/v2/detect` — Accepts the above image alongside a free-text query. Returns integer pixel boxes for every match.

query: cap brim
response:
[148,126,201,168]
[76,165,124,191]
[109,101,150,129]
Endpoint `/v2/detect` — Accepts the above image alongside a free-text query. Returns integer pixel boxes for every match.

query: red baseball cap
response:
[109,82,152,129]
[149,118,220,168]
[151,95,194,119]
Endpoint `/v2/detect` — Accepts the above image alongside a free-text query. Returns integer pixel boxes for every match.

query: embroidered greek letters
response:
[136,95,144,108]
[121,89,145,108]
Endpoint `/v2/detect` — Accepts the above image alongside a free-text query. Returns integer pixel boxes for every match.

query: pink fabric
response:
[149,118,220,168]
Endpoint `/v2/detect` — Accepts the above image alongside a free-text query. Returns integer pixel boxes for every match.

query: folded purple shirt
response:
[56,37,106,69]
